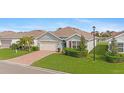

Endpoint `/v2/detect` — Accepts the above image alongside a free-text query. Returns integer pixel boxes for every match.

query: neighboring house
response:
[107,32,124,53]
[0,27,95,52]
[111,31,123,37]
[97,37,110,42]
[98,31,123,43]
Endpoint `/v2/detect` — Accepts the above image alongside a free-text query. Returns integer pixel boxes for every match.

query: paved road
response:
[0,61,66,74]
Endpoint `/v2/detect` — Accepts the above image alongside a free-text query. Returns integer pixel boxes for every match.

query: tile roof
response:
[111,31,124,37]
[0,27,93,40]
[53,27,93,40]
[0,30,46,39]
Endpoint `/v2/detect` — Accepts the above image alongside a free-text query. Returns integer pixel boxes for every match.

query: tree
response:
[10,43,18,53]
[91,31,100,37]
[79,35,87,51]
[79,35,88,57]
[17,36,34,51]
[11,43,18,50]
[25,36,34,51]
[110,38,118,55]
[99,30,112,37]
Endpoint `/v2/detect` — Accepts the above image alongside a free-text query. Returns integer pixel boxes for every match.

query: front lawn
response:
[0,48,31,60]
[32,42,124,74]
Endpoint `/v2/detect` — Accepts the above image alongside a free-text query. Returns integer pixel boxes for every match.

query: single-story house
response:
[107,31,124,53]
[0,27,95,52]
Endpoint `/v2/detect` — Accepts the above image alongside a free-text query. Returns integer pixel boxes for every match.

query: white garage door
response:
[40,41,58,51]
[1,40,12,48]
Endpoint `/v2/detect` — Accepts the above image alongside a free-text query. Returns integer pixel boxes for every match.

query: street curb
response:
[0,60,68,74]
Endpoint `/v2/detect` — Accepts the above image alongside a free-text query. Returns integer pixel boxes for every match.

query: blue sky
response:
[0,18,124,32]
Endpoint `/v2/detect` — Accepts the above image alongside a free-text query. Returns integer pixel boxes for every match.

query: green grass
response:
[32,42,124,74]
[0,48,31,60]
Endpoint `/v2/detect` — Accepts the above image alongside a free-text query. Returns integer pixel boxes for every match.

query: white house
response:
[107,32,124,53]
[0,27,95,52]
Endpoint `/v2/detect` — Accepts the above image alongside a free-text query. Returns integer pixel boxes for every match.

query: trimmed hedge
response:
[63,48,88,58]
[105,52,124,63]
[64,48,81,57]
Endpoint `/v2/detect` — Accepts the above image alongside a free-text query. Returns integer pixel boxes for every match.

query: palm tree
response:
[17,36,34,51]
[26,36,34,51]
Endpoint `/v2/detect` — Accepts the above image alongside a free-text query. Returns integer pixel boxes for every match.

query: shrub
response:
[31,46,39,51]
[64,48,81,58]
[105,51,124,63]
[10,43,18,50]
[110,38,118,55]
[81,50,88,57]
[79,35,87,51]
[87,55,93,63]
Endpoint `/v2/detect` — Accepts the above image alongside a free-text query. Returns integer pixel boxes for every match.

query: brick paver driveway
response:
[8,50,55,65]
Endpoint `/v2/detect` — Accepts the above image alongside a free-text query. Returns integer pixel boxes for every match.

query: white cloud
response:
[75,18,93,24]
[0,24,44,32]
[0,28,19,32]
[15,25,43,29]
[75,18,124,32]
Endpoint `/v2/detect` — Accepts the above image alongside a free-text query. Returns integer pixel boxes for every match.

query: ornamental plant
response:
[110,38,118,55]
[79,35,88,57]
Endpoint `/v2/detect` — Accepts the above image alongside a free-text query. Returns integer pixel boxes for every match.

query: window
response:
[72,41,76,48]
[69,41,80,48]
[77,41,80,49]
[118,43,124,52]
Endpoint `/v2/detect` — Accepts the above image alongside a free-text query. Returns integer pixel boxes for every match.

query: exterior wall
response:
[87,40,96,52]
[0,39,19,48]
[0,38,38,48]
[108,34,124,53]
[116,36,124,42]
[11,39,19,44]
[37,33,63,51]
[11,39,38,46]
[108,34,124,43]
[38,33,59,41]
[0,33,95,52]
[0,40,1,46]
[66,35,95,52]
[58,41,63,49]
[34,40,38,46]
[66,35,80,48]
